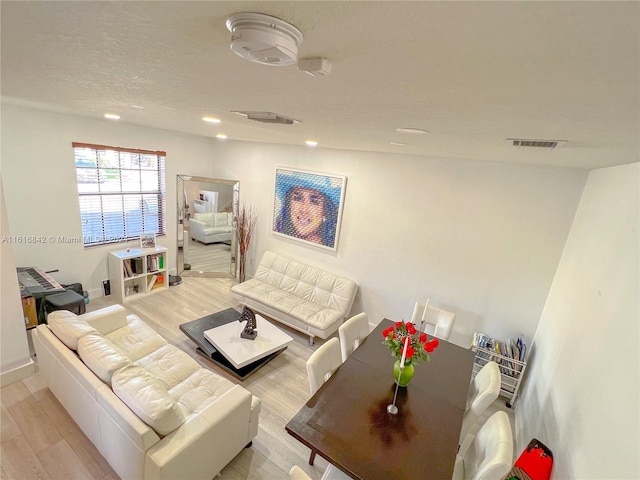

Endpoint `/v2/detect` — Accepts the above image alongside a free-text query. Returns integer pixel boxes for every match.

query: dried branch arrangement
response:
[235,203,257,282]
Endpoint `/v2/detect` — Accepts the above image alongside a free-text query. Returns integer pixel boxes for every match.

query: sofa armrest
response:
[189,219,207,243]
[82,305,130,334]
[144,385,256,480]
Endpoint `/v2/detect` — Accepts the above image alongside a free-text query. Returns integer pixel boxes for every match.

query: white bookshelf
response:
[108,246,168,303]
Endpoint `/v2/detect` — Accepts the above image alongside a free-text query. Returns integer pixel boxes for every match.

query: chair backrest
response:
[459,360,502,448]
[338,313,369,362]
[468,361,501,416]
[289,465,312,480]
[411,302,456,340]
[463,411,513,480]
[306,337,342,395]
[289,464,349,480]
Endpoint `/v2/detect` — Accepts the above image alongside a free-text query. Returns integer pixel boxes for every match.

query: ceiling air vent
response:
[507,138,567,149]
[232,111,299,124]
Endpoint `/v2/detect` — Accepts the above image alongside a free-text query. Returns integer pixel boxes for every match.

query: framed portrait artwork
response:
[272,167,347,251]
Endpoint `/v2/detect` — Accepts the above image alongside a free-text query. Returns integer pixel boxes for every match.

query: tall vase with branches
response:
[235,203,257,283]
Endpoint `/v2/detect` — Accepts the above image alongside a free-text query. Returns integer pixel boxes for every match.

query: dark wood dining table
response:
[285,319,476,480]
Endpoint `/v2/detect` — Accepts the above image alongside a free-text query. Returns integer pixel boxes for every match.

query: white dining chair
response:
[305,337,342,465]
[338,312,370,362]
[289,464,352,480]
[411,301,456,341]
[452,411,513,480]
[306,337,342,396]
[459,360,502,454]
[289,465,312,480]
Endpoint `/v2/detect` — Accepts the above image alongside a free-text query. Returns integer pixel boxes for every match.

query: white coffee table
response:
[204,314,293,369]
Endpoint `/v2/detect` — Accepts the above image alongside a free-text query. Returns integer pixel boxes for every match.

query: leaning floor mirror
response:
[177,175,239,278]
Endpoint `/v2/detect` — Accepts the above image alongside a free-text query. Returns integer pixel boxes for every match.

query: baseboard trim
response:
[0,358,36,387]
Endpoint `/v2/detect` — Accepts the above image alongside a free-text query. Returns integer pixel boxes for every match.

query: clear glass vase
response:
[238,254,246,282]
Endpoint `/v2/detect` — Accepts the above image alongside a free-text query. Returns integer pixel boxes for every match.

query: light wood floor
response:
[1,277,515,479]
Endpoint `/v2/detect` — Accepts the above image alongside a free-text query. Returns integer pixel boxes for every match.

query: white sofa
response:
[231,250,358,344]
[190,212,233,244]
[33,305,260,480]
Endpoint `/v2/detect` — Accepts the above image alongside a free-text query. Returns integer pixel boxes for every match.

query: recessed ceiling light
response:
[396,127,428,134]
[216,134,228,140]
[389,141,406,146]
[104,113,120,120]
[305,140,318,147]
[202,116,221,124]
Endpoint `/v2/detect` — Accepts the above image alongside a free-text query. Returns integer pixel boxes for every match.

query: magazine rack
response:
[471,332,528,408]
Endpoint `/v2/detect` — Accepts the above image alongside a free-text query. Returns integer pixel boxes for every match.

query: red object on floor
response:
[513,438,553,480]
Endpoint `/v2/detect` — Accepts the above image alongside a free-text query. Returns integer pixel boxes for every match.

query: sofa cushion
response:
[112,365,185,436]
[134,344,200,389]
[82,304,130,334]
[169,368,236,418]
[106,316,168,361]
[253,250,357,314]
[202,226,231,235]
[194,212,214,226]
[213,212,231,227]
[78,333,132,384]
[48,310,99,350]
[231,279,344,331]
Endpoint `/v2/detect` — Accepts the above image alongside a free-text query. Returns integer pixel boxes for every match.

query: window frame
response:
[72,142,167,247]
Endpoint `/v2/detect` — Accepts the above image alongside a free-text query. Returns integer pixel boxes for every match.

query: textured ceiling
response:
[1,1,638,169]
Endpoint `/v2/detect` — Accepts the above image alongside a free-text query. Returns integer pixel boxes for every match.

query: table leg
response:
[308,450,316,465]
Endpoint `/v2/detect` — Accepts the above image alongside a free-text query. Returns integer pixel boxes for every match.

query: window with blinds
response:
[72,142,166,247]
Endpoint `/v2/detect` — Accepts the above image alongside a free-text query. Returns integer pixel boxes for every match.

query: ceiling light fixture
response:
[203,116,221,124]
[396,128,428,134]
[226,12,303,66]
[389,141,406,146]
[216,134,228,140]
[305,140,318,147]
[104,113,120,120]
[232,111,299,124]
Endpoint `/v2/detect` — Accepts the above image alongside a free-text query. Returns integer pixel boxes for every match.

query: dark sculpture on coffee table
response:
[239,306,258,340]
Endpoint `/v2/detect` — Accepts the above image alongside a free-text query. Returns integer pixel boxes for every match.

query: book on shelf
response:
[129,257,142,275]
[147,255,160,272]
[123,259,133,277]
[153,274,164,289]
[147,274,158,290]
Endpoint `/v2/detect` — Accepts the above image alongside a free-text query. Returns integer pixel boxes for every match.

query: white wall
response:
[1,104,214,297]
[210,140,587,345]
[0,174,35,385]
[2,104,588,350]
[516,163,639,478]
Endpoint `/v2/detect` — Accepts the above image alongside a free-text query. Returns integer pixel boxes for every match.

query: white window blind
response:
[72,142,166,247]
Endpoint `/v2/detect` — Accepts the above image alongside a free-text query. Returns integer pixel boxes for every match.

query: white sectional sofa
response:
[33,305,260,480]
[231,250,358,344]
[189,212,233,244]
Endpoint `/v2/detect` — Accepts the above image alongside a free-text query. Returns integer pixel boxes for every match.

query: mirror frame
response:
[177,174,239,278]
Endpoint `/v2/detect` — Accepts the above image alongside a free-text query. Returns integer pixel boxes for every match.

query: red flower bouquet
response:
[382,320,439,366]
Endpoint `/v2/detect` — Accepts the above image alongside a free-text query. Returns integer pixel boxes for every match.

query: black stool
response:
[45,290,86,317]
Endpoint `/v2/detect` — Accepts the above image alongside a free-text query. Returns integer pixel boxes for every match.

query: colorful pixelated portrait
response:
[273,168,347,251]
